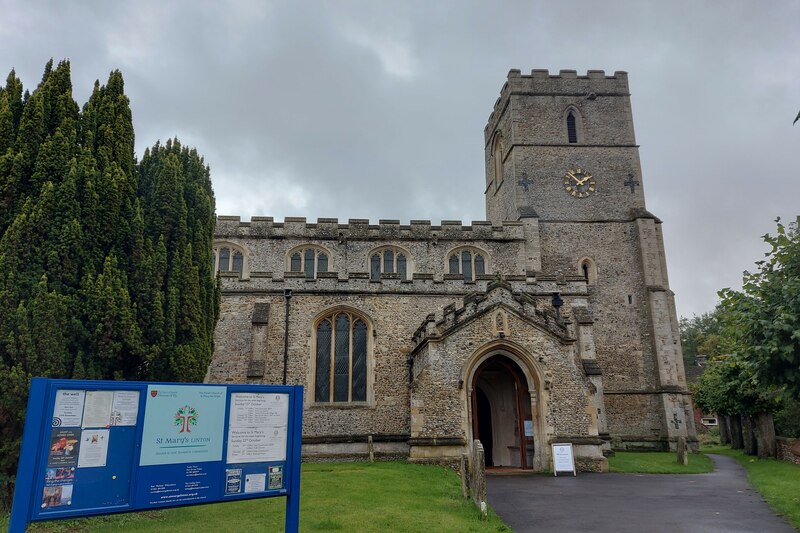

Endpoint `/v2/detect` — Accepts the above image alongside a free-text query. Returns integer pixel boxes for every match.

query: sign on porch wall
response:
[551,443,576,476]
[9,378,303,533]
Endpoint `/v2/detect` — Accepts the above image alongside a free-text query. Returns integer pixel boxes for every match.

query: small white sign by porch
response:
[551,443,576,476]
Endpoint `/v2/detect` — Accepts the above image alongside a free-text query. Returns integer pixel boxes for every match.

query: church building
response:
[207,69,697,472]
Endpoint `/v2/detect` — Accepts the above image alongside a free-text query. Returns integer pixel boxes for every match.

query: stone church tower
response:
[484,69,694,447]
[208,69,696,472]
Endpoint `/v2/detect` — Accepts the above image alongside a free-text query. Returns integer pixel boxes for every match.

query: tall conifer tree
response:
[0,61,218,507]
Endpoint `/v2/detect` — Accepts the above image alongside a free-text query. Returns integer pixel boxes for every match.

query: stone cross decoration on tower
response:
[624,174,640,194]
[518,173,533,191]
[671,412,682,430]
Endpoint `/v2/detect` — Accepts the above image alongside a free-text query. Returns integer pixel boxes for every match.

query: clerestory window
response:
[369,247,411,281]
[314,310,370,404]
[288,246,330,280]
[213,242,248,278]
[447,247,488,282]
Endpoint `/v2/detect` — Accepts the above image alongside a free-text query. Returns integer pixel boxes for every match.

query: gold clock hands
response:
[575,174,592,186]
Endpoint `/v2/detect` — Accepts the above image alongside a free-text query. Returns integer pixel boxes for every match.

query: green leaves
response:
[0,60,218,508]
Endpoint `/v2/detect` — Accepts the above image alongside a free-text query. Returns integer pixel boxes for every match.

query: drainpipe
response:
[283,288,292,385]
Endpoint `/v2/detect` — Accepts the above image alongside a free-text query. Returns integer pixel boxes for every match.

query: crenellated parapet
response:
[215,216,525,242]
[410,281,571,352]
[485,69,630,140]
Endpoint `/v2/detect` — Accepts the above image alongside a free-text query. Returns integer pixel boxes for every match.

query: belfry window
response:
[288,246,330,280]
[369,247,411,281]
[314,311,369,403]
[213,242,248,278]
[567,111,578,143]
[448,248,488,282]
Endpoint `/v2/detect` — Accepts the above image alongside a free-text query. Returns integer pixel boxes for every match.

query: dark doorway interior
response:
[476,386,493,466]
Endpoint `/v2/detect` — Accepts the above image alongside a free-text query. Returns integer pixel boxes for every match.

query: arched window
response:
[492,132,504,190]
[368,246,412,281]
[314,310,370,403]
[447,247,488,282]
[213,242,249,278]
[578,257,598,285]
[564,106,583,144]
[287,246,331,280]
[567,112,577,143]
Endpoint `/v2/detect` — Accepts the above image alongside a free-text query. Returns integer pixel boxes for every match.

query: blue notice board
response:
[10,378,303,532]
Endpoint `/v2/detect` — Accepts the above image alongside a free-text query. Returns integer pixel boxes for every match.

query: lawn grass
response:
[1,462,510,532]
[703,445,800,529]
[608,451,714,474]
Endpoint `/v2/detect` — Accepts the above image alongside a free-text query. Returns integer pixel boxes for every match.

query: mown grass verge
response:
[703,445,800,529]
[608,451,714,474]
[0,461,509,532]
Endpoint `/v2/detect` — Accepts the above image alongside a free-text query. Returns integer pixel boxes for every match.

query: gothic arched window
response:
[213,242,249,278]
[314,310,370,403]
[287,245,331,280]
[567,112,577,143]
[368,246,412,281]
[564,106,583,144]
[447,247,488,282]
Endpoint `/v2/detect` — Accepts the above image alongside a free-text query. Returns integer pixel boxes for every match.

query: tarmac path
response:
[486,454,795,533]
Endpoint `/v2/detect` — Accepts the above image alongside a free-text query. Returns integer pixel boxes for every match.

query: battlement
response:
[410,281,571,353]
[215,216,525,242]
[486,68,630,136]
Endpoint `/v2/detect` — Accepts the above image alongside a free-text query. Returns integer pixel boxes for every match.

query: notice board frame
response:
[10,378,303,532]
[551,443,576,477]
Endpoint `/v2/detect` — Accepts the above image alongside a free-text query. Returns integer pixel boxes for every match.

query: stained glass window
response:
[219,247,230,272]
[397,254,407,281]
[232,251,244,273]
[213,243,248,278]
[315,311,370,403]
[449,255,459,274]
[449,248,488,282]
[371,254,381,281]
[304,249,315,279]
[462,250,472,282]
[475,254,485,276]
[289,247,331,279]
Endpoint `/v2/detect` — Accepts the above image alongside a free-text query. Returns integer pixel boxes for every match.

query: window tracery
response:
[447,247,489,282]
[313,309,371,404]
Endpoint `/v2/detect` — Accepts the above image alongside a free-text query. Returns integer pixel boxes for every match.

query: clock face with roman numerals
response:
[563,168,596,198]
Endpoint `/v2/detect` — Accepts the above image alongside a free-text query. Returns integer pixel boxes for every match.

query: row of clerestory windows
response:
[215,242,490,282]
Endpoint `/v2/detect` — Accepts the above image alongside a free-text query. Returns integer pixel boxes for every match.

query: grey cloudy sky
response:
[1,0,798,318]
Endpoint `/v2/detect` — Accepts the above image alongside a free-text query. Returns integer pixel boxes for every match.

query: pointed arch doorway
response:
[471,355,534,469]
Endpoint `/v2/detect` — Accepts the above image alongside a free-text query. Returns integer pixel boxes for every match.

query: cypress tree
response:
[0,61,218,507]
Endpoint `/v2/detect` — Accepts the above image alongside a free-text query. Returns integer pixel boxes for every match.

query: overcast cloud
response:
[1,0,798,318]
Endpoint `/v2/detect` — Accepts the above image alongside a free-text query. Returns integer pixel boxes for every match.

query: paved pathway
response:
[486,454,795,533]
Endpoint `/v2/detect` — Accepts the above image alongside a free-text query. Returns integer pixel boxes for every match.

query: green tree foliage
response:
[719,218,800,399]
[679,309,722,366]
[0,60,219,507]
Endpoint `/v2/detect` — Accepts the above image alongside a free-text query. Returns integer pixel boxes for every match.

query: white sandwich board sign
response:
[551,443,576,476]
